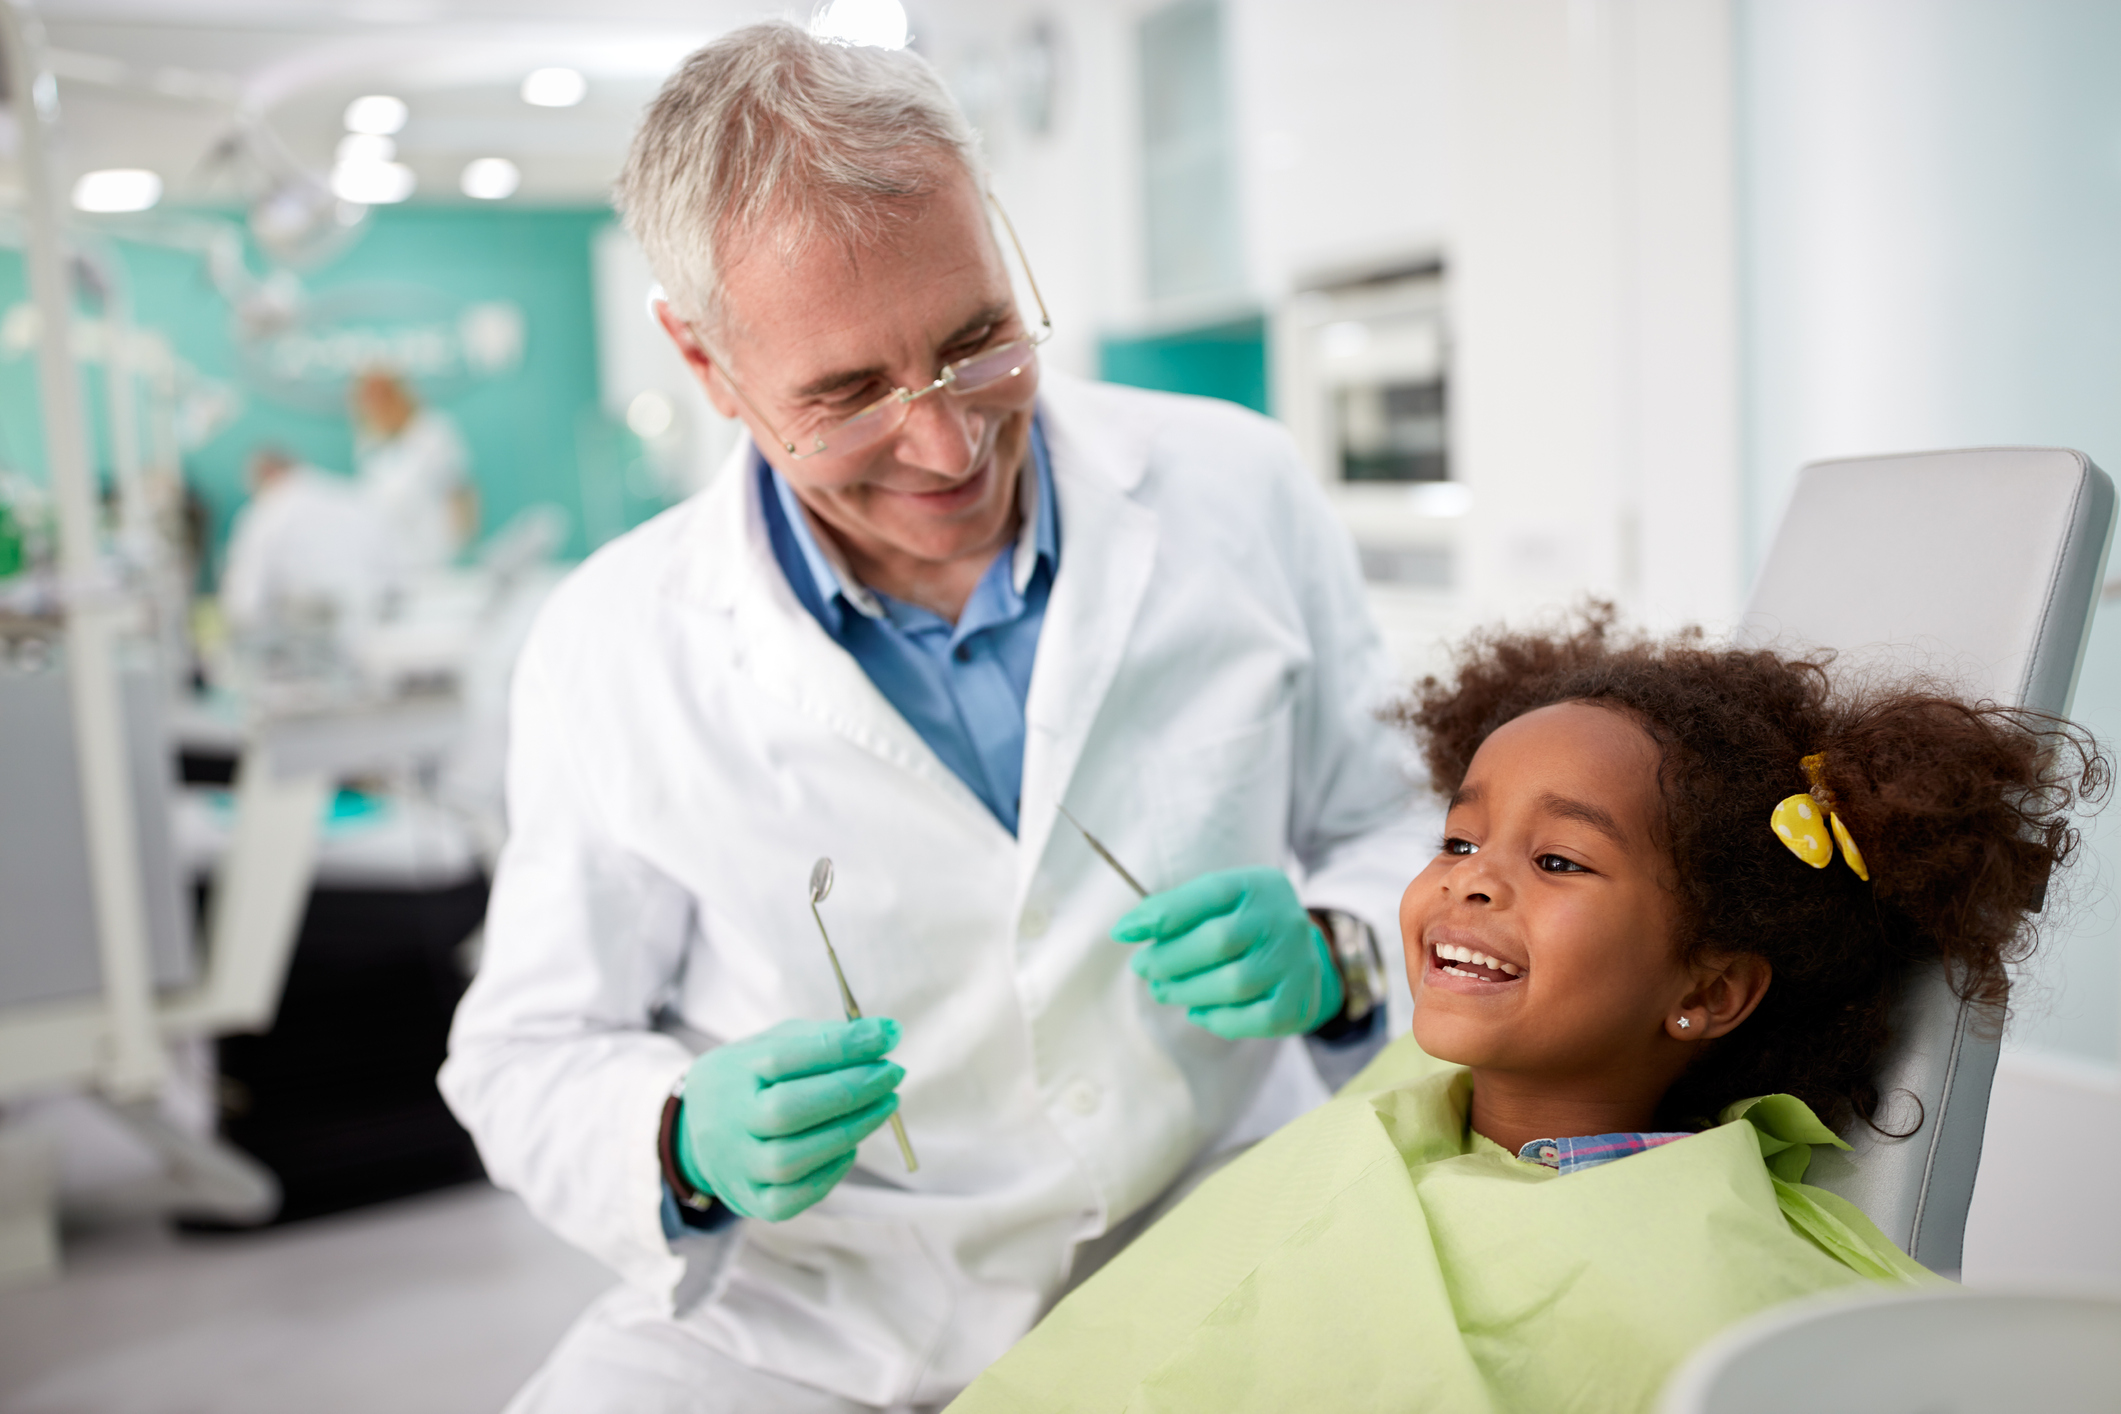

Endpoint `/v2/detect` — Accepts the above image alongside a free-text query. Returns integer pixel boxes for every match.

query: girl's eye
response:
[1443,837,1478,856]
[1536,854,1587,874]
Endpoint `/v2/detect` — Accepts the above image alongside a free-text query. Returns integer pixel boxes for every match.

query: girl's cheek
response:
[1397,873,1428,937]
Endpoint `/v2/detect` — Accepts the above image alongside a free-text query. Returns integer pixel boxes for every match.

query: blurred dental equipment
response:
[808,858,918,1173]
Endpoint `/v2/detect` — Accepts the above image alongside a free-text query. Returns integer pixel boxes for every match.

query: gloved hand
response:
[675,1016,904,1222]
[1112,867,1343,1040]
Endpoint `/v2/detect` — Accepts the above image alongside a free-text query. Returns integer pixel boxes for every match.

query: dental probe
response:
[808,857,918,1174]
[1055,805,1149,899]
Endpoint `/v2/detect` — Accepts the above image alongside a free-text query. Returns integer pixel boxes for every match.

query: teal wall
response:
[1098,314,1269,415]
[0,206,635,569]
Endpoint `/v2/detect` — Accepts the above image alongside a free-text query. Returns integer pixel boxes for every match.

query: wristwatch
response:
[659,1078,718,1217]
[1310,908,1385,1036]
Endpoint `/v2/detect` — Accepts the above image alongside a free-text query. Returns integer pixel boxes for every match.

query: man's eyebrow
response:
[1536,792,1630,848]
[1447,784,1481,811]
[789,303,1015,401]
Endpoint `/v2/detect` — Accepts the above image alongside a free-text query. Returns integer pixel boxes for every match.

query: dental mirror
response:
[805,856,918,1173]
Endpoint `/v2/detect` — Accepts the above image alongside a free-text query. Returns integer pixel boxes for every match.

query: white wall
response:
[919,0,1454,343]
[1449,0,1744,632]
[1740,0,2121,1074]
[1224,0,1452,297]
[915,0,1145,379]
[1962,1050,2121,1288]
[923,0,1745,664]
[1740,0,2121,566]
[589,223,739,503]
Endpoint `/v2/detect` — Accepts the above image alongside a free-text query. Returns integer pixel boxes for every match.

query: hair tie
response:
[1770,753,1870,881]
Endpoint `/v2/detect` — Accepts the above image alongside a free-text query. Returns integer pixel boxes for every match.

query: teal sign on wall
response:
[239,282,526,414]
[0,205,624,567]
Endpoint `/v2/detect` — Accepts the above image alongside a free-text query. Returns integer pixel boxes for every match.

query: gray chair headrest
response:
[1737,446,2114,1272]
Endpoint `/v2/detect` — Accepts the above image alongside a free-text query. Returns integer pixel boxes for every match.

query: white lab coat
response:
[440,373,1432,1406]
[356,409,468,573]
[220,465,403,634]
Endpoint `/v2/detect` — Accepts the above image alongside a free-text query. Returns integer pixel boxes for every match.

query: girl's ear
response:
[1666,953,1772,1043]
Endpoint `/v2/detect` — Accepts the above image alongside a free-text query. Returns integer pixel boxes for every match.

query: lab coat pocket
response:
[1146,703,1295,888]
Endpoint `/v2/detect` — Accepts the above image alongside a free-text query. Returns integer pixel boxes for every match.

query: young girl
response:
[949,612,2103,1414]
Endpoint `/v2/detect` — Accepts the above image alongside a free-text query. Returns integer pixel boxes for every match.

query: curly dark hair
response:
[1396,605,2106,1133]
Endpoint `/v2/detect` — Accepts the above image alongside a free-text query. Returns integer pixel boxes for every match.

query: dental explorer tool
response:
[1055,805,1149,899]
[808,858,918,1173]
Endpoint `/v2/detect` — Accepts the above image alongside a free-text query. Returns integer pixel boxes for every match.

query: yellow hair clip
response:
[1769,752,1870,881]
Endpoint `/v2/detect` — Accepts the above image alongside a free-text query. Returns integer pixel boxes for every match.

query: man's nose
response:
[889,391,982,477]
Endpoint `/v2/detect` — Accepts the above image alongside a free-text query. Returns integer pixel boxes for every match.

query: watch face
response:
[1325,911,1384,1018]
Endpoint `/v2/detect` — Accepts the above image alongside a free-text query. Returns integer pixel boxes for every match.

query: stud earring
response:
[1676,1016,1692,1031]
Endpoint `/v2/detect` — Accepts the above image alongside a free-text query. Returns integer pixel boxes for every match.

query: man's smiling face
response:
[1404,700,1692,1090]
[665,162,1037,607]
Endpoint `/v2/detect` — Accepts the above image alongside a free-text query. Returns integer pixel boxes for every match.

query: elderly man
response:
[441,21,1428,1413]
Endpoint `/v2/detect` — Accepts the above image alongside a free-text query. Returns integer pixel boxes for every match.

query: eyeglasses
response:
[711,193,1053,463]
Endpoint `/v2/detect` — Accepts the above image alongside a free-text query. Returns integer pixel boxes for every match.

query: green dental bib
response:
[951,1036,1939,1414]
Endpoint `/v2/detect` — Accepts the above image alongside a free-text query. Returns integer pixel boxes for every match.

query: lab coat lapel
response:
[680,447,994,824]
[1018,383,1158,879]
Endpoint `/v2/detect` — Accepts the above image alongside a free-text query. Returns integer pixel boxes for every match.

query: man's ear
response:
[654,301,743,420]
[1666,953,1772,1043]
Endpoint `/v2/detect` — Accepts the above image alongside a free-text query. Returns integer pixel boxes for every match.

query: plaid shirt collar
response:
[1517,1131,1691,1174]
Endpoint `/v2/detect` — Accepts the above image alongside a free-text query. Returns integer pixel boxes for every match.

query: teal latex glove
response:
[1112,866,1343,1040]
[675,1016,904,1222]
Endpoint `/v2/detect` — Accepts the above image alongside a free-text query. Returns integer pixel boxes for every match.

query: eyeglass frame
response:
[699,192,1054,463]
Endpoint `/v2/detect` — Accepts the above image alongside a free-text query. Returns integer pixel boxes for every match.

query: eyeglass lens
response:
[811,337,1041,459]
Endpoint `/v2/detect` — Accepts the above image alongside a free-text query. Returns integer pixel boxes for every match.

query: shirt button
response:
[953,643,972,662]
[1021,904,1051,939]
[1063,1081,1101,1115]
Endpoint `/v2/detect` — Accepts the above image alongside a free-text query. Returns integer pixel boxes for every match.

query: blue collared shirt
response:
[758,421,1059,835]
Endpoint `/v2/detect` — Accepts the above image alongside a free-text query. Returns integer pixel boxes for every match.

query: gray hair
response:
[616,21,985,329]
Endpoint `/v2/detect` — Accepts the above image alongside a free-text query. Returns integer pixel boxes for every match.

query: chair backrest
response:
[1737,446,2114,1272]
[1657,1289,2121,1414]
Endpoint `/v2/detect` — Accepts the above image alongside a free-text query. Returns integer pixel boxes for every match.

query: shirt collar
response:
[1517,1130,1691,1175]
[768,465,882,622]
[762,414,1058,625]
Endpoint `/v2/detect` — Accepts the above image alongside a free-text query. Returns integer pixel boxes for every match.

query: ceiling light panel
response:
[72,168,163,213]
[520,67,586,108]
[461,157,521,200]
[343,94,409,134]
[332,159,416,205]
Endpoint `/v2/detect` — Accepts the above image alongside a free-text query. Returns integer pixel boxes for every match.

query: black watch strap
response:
[658,1089,719,1216]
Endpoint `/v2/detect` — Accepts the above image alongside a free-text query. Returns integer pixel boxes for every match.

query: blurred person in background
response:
[350,368,476,572]
[220,445,402,639]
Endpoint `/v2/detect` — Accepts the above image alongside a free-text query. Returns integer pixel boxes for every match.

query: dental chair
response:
[1736,446,2115,1274]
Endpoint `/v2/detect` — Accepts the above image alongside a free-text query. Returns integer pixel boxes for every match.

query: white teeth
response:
[1434,942,1524,977]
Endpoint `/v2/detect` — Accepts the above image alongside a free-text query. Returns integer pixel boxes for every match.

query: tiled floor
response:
[0,1183,611,1414]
